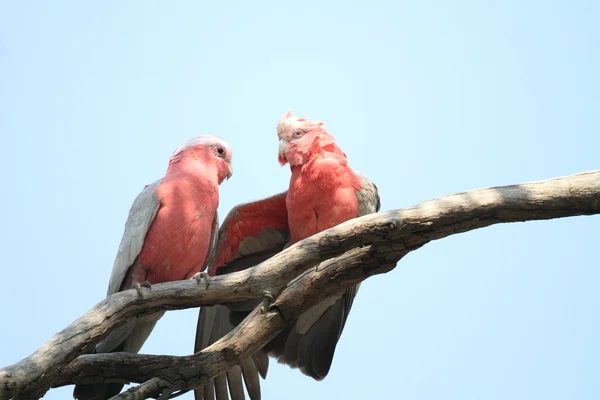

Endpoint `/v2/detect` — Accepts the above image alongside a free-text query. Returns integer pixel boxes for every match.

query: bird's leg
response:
[131,281,152,299]
[192,271,211,289]
[261,291,275,314]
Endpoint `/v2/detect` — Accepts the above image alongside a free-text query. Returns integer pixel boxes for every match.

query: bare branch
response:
[1,170,599,400]
[111,378,173,400]
[48,246,383,396]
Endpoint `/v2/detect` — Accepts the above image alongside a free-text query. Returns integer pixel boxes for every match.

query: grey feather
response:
[202,213,220,273]
[94,319,135,354]
[240,358,261,399]
[195,305,264,400]
[252,352,269,379]
[93,180,164,354]
[226,365,246,400]
[107,179,162,296]
[353,169,382,215]
[74,181,162,400]
[121,313,164,353]
[214,373,229,400]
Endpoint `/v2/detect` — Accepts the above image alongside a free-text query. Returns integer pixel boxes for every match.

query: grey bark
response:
[1,170,599,400]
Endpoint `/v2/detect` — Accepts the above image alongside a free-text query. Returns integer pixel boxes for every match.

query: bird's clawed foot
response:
[192,271,211,289]
[132,281,152,298]
[260,291,275,314]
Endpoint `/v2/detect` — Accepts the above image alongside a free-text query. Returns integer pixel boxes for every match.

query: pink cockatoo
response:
[73,135,233,400]
[194,111,380,400]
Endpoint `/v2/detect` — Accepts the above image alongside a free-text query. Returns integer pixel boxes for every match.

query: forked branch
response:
[1,170,599,400]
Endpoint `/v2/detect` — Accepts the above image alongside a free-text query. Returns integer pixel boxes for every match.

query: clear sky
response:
[1,1,598,399]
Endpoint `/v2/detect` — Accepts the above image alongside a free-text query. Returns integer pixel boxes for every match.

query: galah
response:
[194,111,380,400]
[73,135,233,400]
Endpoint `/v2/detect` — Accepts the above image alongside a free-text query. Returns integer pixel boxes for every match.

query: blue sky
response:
[1,1,599,399]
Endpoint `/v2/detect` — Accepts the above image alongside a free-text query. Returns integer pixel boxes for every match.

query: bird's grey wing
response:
[74,179,162,400]
[353,169,382,216]
[107,179,162,296]
[94,178,162,355]
[195,191,289,400]
[264,172,381,379]
[95,179,162,353]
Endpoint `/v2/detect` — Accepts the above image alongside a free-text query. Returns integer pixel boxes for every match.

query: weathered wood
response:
[48,246,383,398]
[111,378,173,400]
[1,170,599,400]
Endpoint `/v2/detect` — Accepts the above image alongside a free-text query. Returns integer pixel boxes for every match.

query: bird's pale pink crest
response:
[277,109,325,142]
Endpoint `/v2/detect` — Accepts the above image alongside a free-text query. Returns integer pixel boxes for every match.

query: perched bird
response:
[73,135,233,400]
[195,111,380,400]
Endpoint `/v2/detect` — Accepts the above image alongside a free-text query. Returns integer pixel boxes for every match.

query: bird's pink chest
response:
[138,179,218,284]
[287,162,359,244]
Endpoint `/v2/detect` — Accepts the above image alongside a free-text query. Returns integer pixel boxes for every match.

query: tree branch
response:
[111,378,174,400]
[51,246,387,397]
[1,170,599,400]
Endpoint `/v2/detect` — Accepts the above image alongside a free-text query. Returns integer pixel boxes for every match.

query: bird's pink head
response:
[277,109,337,166]
[169,135,233,184]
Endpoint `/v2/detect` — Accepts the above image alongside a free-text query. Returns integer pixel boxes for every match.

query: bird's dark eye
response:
[294,130,304,137]
[217,147,225,155]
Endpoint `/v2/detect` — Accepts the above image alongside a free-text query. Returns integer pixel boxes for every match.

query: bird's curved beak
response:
[226,161,233,180]
[278,139,288,161]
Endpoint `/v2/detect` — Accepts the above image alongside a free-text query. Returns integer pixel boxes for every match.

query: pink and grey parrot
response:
[194,111,380,400]
[73,135,233,400]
